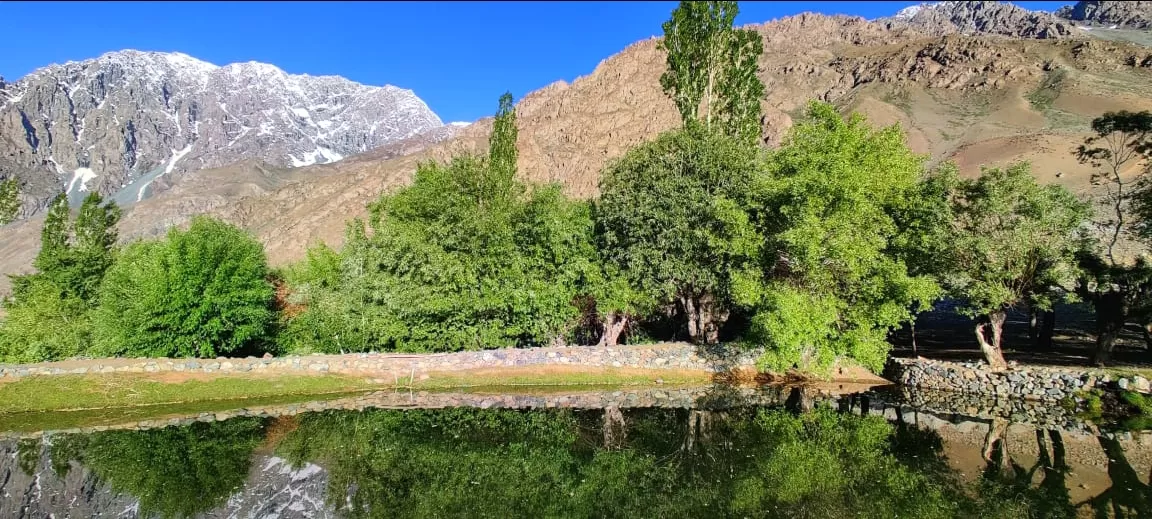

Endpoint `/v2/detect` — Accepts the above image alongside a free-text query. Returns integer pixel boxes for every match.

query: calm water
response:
[2,386,1150,519]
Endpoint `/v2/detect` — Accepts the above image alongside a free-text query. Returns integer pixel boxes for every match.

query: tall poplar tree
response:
[659,1,765,145]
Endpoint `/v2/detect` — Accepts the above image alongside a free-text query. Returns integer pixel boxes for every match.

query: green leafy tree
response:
[282,93,602,352]
[1075,111,1152,365]
[736,101,940,373]
[594,123,761,344]
[1,192,120,362]
[659,1,765,145]
[0,281,93,362]
[489,92,518,180]
[92,216,275,358]
[275,405,1030,519]
[938,163,1091,370]
[52,418,267,519]
[1076,111,1152,264]
[0,177,18,225]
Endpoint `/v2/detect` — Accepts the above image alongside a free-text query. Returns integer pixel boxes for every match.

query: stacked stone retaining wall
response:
[0,343,765,382]
[887,357,1152,402]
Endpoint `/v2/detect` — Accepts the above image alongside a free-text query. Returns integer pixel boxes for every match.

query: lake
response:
[1,384,1149,518]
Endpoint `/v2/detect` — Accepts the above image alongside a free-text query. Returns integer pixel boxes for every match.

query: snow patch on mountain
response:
[66,167,98,194]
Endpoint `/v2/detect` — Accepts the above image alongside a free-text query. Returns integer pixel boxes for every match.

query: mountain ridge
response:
[0,49,444,219]
[4,7,1152,297]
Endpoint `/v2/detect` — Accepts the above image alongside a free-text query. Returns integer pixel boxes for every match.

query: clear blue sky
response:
[0,1,1071,123]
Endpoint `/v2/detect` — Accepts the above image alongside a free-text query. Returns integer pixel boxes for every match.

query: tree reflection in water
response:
[28,393,1152,519]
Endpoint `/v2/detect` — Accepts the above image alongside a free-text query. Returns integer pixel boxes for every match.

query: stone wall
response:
[0,343,765,382]
[887,358,1152,401]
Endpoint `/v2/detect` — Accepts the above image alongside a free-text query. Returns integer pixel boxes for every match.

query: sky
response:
[0,1,1072,123]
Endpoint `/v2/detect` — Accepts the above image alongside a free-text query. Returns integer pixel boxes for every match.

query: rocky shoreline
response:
[886,357,1152,401]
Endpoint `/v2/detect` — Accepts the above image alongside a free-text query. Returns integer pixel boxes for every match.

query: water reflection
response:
[1,388,1150,519]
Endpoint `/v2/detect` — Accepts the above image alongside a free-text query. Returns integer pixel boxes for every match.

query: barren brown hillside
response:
[3,13,1152,294]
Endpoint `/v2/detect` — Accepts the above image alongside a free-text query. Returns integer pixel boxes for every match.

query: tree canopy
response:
[736,101,940,373]
[594,123,761,344]
[281,92,613,352]
[936,163,1091,369]
[92,216,275,358]
[659,0,765,145]
[1,192,120,362]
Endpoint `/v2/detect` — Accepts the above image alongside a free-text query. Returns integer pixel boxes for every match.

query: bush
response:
[92,216,275,358]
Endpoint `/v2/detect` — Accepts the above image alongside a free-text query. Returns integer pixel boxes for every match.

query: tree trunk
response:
[596,312,628,347]
[680,293,727,345]
[975,311,1009,371]
[602,405,626,450]
[1094,291,1126,367]
[1039,310,1056,349]
[982,417,1012,473]
[1029,308,1040,343]
[682,295,700,343]
[910,318,918,356]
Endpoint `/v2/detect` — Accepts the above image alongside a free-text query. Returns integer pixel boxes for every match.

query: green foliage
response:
[940,163,1091,318]
[92,216,275,358]
[52,418,267,519]
[594,123,761,342]
[659,1,765,144]
[738,101,940,373]
[0,281,92,363]
[1076,110,1152,263]
[489,91,518,179]
[281,94,607,352]
[1,192,120,362]
[0,177,18,225]
[273,405,1022,519]
[1026,68,1066,112]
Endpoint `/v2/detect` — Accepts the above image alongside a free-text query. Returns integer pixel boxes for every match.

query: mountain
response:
[0,50,444,219]
[1057,1,1152,29]
[0,438,335,518]
[877,1,1078,39]
[3,10,1152,296]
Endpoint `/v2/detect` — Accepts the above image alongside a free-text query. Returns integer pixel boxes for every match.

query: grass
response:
[881,87,913,116]
[0,367,714,432]
[1026,68,1066,112]
[0,373,381,414]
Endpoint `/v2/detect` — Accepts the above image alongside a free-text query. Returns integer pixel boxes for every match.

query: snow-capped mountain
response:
[0,50,444,217]
[877,1,1077,39]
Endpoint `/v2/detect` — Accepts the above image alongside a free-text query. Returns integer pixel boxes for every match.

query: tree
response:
[0,281,93,363]
[92,216,275,358]
[281,93,601,352]
[53,418,267,519]
[939,163,1091,370]
[1076,111,1152,264]
[659,1,765,145]
[1,192,120,362]
[595,123,761,344]
[0,177,18,225]
[735,101,940,373]
[1076,111,1152,365]
[489,92,518,180]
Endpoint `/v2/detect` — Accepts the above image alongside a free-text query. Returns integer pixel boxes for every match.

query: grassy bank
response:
[0,367,714,431]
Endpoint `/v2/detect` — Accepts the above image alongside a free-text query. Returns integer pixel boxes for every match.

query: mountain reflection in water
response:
[1,386,1150,519]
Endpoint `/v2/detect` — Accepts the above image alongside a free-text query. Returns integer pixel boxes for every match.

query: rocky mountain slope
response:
[3,9,1152,294]
[0,438,335,518]
[878,1,1078,39]
[0,50,443,219]
[1057,1,1152,29]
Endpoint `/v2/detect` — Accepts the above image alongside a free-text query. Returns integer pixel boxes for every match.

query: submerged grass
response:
[0,367,714,432]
